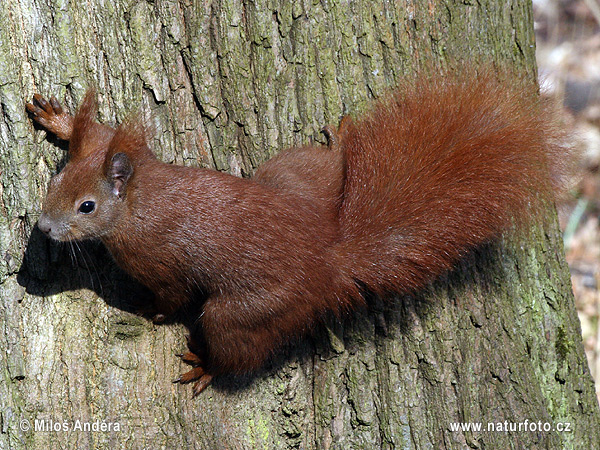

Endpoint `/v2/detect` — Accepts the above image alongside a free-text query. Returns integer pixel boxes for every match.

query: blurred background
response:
[534,0,600,403]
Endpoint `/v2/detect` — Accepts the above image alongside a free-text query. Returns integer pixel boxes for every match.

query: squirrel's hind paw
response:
[174,351,213,397]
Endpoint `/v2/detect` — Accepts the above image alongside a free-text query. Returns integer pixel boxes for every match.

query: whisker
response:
[72,237,104,299]
[67,239,76,268]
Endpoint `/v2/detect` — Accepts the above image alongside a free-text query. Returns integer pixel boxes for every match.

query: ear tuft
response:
[69,89,98,159]
[108,118,154,160]
[107,152,133,198]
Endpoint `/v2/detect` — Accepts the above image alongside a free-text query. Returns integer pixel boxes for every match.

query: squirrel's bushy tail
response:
[332,70,569,297]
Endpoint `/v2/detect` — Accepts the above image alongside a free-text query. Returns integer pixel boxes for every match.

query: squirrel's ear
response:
[107,152,133,198]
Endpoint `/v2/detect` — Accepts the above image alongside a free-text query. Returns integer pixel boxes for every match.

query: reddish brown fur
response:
[69,90,115,161]
[27,70,567,393]
[332,72,566,297]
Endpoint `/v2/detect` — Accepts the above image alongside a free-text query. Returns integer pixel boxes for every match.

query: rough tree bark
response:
[0,0,598,449]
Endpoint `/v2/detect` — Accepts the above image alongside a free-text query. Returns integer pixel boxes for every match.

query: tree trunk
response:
[0,0,598,449]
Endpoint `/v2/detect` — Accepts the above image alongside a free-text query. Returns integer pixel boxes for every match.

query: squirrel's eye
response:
[78,201,96,214]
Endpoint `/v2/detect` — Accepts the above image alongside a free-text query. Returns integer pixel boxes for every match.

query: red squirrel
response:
[26,71,566,396]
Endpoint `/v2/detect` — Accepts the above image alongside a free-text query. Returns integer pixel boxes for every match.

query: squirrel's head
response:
[38,91,152,242]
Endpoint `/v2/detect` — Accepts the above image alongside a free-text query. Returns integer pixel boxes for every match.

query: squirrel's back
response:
[331,70,567,297]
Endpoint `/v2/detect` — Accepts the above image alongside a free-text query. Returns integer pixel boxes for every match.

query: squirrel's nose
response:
[37,214,52,235]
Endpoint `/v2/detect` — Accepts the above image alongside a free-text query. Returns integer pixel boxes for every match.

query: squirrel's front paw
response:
[26,94,73,140]
[134,304,167,324]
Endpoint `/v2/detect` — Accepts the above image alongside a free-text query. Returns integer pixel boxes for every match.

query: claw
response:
[175,366,205,384]
[50,96,63,114]
[151,313,166,324]
[134,305,166,324]
[192,374,213,397]
[34,93,51,112]
[174,336,212,397]
[25,102,40,116]
[174,345,213,396]
[178,351,203,366]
